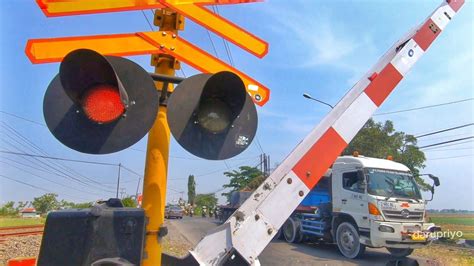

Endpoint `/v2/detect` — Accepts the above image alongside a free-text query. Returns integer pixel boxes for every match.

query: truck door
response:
[333,167,369,230]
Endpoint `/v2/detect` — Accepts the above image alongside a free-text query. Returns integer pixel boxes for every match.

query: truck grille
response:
[382,210,423,221]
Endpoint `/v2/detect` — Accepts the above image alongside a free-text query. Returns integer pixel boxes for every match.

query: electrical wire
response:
[141,10,154,31]
[0,111,46,126]
[0,174,90,201]
[0,160,104,198]
[415,123,473,138]
[426,154,473,161]
[422,140,473,151]
[1,123,116,188]
[373,98,473,116]
[423,147,473,152]
[120,165,142,178]
[0,139,115,193]
[419,136,474,149]
[0,150,118,166]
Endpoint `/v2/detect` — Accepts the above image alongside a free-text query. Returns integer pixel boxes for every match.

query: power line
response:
[0,138,115,193]
[373,98,473,116]
[141,10,154,31]
[424,147,473,152]
[0,111,46,126]
[0,174,89,200]
[419,136,474,149]
[415,123,473,138]
[422,140,473,151]
[0,174,51,193]
[195,158,256,177]
[0,160,101,198]
[120,165,142,178]
[1,123,115,189]
[0,150,118,166]
[212,6,235,66]
[255,137,265,154]
[427,154,473,161]
[206,28,219,58]
[417,133,472,142]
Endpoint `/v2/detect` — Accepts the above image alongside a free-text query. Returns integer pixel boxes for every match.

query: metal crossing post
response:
[142,9,184,266]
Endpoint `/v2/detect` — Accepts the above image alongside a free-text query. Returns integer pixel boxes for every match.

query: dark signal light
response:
[167,71,258,160]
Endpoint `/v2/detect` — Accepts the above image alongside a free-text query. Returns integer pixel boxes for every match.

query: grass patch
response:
[414,244,474,266]
[0,217,45,227]
[428,213,474,240]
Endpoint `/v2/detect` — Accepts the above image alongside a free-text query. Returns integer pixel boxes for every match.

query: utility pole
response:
[120,188,126,199]
[141,8,183,266]
[135,177,142,200]
[116,163,121,198]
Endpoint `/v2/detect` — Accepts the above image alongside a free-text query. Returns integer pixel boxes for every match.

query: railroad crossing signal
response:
[27,1,269,265]
[43,49,159,154]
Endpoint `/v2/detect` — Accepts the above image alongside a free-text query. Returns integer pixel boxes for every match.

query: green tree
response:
[194,193,218,214]
[15,201,29,212]
[121,196,137,207]
[0,201,17,216]
[73,202,93,209]
[187,175,196,205]
[59,200,75,209]
[32,193,59,214]
[343,119,430,190]
[221,166,263,201]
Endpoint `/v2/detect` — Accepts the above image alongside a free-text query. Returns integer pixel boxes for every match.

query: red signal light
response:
[82,85,125,123]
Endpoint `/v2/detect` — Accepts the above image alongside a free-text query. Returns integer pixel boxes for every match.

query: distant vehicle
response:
[220,155,441,259]
[165,205,184,219]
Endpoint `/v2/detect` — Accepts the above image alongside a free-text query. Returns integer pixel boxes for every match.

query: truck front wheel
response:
[336,222,366,259]
[386,248,414,257]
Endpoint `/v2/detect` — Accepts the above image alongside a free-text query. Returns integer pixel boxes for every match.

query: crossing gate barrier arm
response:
[181,0,465,264]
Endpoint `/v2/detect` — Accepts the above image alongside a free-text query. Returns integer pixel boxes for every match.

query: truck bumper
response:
[368,221,438,249]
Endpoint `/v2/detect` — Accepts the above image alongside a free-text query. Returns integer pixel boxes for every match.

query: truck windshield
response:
[366,169,422,200]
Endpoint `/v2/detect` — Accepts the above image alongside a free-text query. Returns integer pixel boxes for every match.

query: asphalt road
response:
[167,216,434,266]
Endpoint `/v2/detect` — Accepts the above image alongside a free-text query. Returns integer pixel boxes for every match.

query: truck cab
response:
[281,155,440,259]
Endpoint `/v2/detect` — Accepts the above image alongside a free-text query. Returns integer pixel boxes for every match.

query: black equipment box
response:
[37,199,145,266]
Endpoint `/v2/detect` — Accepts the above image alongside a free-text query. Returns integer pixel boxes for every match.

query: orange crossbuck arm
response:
[35,0,268,58]
[36,0,261,17]
[25,32,270,106]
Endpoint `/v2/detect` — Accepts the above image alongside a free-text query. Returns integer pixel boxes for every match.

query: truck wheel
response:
[282,217,303,243]
[387,248,414,257]
[336,222,366,259]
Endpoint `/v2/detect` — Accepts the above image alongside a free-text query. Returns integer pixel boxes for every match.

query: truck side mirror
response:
[428,174,440,187]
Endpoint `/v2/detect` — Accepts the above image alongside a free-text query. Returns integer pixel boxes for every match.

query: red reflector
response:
[82,85,125,123]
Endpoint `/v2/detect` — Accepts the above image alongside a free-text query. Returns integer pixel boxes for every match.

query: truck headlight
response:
[379,225,395,233]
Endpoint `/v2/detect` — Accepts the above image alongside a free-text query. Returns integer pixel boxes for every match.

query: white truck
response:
[280,155,441,259]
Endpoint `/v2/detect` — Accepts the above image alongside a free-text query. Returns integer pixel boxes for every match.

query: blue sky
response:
[0,1,472,210]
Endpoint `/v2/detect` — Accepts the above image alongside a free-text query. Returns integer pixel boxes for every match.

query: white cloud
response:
[262,3,376,72]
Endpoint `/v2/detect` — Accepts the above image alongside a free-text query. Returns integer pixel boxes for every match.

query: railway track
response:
[0,224,44,243]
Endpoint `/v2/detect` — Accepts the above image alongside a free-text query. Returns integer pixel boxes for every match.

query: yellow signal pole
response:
[142,9,184,266]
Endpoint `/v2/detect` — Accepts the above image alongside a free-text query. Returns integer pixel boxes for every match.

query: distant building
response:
[20,208,39,218]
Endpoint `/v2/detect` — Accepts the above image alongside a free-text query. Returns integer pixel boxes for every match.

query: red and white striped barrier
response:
[190,1,465,264]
